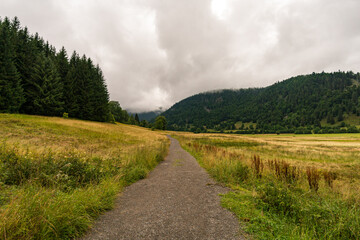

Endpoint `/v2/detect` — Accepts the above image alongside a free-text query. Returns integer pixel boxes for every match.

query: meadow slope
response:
[0,114,169,239]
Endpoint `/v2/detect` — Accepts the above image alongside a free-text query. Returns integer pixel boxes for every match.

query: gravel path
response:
[81,136,245,240]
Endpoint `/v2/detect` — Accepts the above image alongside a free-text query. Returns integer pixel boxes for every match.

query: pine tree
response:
[0,17,24,112]
[55,47,69,83]
[64,51,81,117]
[135,113,140,123]
[14,26,41,114]
[29,53,64,116]
[0,16,111,122]
[89,63,110,122]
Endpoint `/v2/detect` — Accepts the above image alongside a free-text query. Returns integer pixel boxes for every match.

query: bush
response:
[0,147,107,191]
[62,112,69,118]
[257,182,298,217]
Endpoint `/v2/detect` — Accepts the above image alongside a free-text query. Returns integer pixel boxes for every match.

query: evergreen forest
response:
[0,16,113,122]
[163,71,360,134]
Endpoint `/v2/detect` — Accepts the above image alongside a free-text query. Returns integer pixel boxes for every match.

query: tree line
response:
[0,16,110,121]
[0,16,168,131]
[109,101,167,129]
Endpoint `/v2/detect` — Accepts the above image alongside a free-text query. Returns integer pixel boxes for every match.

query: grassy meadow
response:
[0,114,169,239]
[172,132,360,239]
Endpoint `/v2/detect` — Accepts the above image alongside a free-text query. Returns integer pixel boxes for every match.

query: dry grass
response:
[173,131,360,239]
[0,114,167,159]
[172,131,360,199]
[0,113,169,239]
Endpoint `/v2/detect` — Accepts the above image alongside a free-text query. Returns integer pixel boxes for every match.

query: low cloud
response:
[1,0,360,112]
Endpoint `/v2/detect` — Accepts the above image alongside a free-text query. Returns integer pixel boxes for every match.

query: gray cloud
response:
[1,0,360,112]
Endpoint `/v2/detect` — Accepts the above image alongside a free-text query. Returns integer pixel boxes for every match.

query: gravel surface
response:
[81,136,245,240]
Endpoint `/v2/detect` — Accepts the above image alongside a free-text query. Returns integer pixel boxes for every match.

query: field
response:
[172,132,360,239]
[0,114,169,239]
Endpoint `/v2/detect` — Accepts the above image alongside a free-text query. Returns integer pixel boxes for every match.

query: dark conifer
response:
[0,17,24,112]
[64,51,80,117]
[28,53,64,116]
[55,47,69,84]
[0,16,112,122]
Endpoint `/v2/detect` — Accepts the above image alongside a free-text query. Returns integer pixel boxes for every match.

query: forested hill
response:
[0,17,110,122]
[163,71,360,133]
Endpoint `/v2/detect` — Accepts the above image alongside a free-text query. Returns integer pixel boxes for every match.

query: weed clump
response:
[323,170,337,188]
[252,155,263,178]
[268,159,299,184]
[306,167,320,192]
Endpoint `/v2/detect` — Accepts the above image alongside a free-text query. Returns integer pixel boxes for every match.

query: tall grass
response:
[0,114,169,239]
[176,133,360,239]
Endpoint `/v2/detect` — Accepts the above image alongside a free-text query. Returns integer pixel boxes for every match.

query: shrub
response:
[257,182,298,217]
[232,161,249,182]
[0,147,106,191]
[62,112,69,118]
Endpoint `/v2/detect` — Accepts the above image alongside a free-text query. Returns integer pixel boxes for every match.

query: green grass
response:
[235,121,257,129]
[173,132,360,239]
[196,138,262,148]
[0,114,169,239]
[320,113,360,128]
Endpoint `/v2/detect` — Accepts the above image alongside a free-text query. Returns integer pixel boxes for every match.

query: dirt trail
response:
[81,136,245,240]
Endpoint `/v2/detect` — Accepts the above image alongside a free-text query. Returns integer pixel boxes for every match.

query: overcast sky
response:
[1,0,360,112]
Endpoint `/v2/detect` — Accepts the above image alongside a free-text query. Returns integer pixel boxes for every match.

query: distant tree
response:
[352,91,358,104]
[129,115,136,125]
[337,108,344,122]
[314,119,321,128]
[109,101,123,122]
[154,116,167,130]
[326,113,335,125]
[140,120,149,128]
[122,110,129,123]
[135,113,140,123]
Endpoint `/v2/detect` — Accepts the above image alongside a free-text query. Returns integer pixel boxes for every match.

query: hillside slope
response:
[163,71,360,133]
